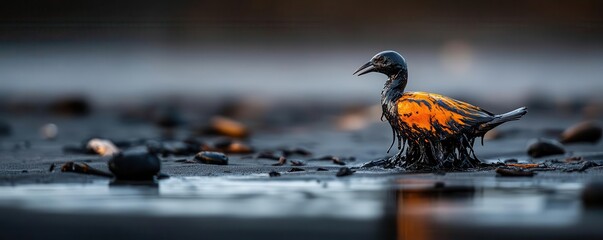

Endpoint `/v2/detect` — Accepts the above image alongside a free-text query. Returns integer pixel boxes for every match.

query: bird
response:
[354,50,527,170]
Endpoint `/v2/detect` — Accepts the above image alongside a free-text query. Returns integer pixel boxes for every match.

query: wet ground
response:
[0,108,602,240]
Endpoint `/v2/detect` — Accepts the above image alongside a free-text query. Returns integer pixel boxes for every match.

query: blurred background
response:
[1,0,602,114]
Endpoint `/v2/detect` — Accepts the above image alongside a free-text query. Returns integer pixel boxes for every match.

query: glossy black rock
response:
[195,151,229,165]
[108,150,161,180]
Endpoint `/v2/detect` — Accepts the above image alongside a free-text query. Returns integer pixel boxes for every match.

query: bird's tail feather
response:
[481,107,528,131]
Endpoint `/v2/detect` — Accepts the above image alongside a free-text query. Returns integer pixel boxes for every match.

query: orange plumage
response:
[355,51,527,170]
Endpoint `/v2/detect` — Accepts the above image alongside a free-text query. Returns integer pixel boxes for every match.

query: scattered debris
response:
[40,123,58,140]
[495,167,535,177]
[560,121,602,144]
[268,171,281,177]
[288,167,305,172]
[272,156,287,166]
[316,167,329,171]
[108,150,161,180]
[527,138,565,157]
[48,163,56,172]
[336,167,354,177]
[61,162,113,178]
[195,151,229,165]
[87,138,120,156]
[290,160,306,166]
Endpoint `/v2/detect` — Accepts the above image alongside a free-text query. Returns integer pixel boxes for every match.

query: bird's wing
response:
[396,92,494,136]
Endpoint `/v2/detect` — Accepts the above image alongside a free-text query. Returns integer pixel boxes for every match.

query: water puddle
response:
[0,175,596,240]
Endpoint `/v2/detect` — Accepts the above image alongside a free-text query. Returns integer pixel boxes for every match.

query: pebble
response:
[268,171,281,177]
[87,138,120,156]
[195,151,229,165]
[214,139,254,154]
[108,150,161,180]
[336,167,354,177]
[316,168,329,171]
[40,123,58,140]
[526,138,565,158]
[209,116,249,138]
[560,121,602,144]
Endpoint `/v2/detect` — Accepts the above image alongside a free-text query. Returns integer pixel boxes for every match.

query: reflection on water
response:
[0,177,386,219]
[395,179,584,240]
[0,175,597,239]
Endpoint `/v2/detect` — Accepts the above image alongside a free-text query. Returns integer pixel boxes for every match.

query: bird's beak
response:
[353,62,376,76]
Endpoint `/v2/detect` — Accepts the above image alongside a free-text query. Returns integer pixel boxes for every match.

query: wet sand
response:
[0,109,602,240]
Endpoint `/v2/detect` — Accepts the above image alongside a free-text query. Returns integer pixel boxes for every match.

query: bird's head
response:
[353,50,407,78]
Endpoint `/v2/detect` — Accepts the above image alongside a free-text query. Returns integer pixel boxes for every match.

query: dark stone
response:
[195,151,228,165]
[316,168,329,171]
[527,138,565,158]
[268,171,281,177]
[561,121,602,144]
[336,167,354,177]
[108,150,161,180]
